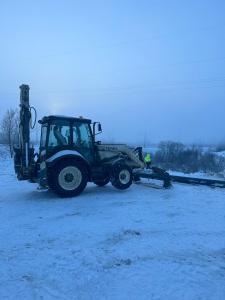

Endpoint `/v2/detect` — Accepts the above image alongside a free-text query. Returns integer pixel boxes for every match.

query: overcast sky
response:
[0,0,225,145]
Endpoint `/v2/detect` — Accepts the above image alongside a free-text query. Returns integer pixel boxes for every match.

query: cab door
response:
[72,122,95,164]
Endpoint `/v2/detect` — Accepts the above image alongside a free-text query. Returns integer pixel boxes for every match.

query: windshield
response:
[73,122,93,148]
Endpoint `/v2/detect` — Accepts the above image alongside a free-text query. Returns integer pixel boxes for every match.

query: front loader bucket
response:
[134,167,225,189]
[133,167,172,188]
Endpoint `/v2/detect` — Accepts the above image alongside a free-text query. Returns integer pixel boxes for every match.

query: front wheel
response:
[49,159,88,197]
[110,164,133,190]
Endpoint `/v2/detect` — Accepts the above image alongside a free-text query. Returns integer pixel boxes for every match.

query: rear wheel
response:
[110,164,133,190]
[50,159,88,197]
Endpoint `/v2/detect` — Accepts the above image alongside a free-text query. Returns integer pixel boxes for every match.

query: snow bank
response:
[215,151,225,158]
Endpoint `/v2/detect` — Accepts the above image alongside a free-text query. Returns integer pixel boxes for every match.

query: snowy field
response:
[0,149,225,300]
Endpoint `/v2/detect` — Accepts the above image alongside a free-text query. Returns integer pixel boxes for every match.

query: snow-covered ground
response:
[0,150,225,300]
[215,151,225,158]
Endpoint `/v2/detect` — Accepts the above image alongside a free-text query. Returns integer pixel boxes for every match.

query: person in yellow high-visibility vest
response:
[144,153,152,169]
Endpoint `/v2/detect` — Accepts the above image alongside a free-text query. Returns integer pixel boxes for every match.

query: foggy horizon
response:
[1,0,225,145]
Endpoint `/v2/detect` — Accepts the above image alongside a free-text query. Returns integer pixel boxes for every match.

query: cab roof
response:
[39,115,92,124]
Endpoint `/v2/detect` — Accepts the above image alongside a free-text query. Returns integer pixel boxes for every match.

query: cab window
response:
[73,122,92,148]
[48,121,71,148]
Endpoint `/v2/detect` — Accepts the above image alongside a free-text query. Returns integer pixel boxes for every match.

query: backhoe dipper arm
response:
[14,84,35,180]
[19,84,30,169]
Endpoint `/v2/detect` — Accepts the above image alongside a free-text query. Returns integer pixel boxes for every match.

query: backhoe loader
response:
[14,84,170,197]
[14,85,225,198]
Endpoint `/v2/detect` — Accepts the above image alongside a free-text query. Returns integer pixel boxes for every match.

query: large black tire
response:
[110,163,133,190]
[49,159,88,197]
[93,177,110,187]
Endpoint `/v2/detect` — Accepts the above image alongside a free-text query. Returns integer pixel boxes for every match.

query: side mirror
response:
[93,122,102,136]
[98,123,102,132]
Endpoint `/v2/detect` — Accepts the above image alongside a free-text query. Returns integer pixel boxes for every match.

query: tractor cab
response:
[39,115,100,165]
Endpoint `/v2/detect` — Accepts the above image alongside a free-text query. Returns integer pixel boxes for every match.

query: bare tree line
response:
[153,141,225,175]
[0,108,19,157]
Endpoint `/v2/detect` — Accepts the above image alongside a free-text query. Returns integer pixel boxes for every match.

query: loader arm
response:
[96,144,145,169]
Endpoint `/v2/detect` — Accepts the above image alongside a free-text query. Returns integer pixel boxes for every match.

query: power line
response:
[2,76,225,97]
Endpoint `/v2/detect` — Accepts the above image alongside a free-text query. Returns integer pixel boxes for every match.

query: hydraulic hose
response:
[29,106,37,129]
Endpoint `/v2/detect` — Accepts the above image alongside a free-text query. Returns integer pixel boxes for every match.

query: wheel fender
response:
[110,158,130,177]
[46,150,91,174]
[111,157,126,168]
